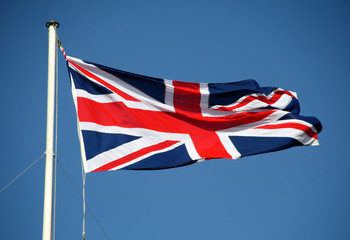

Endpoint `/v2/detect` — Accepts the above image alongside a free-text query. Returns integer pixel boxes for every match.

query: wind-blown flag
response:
[65,55,322,173]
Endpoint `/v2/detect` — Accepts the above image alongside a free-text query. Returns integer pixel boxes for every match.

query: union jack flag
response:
[65,55,322,173]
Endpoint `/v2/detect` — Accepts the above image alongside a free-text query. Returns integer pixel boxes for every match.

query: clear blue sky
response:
[1,0,350,239]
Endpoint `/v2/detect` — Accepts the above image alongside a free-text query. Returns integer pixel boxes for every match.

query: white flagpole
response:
[43,20,59,240]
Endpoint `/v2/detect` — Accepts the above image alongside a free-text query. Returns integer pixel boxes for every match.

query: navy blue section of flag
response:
[208,80,261,107]
[84,61,166,103]
[69,67,112,95]
[81,131,140,160]
[229,136,302,157]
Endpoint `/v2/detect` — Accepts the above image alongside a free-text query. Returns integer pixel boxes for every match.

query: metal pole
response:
[43,20,59,240]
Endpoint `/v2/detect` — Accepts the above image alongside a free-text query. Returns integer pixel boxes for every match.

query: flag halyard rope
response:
[57,39,67,60]
[82,167,86,240]
[56,159,111,240]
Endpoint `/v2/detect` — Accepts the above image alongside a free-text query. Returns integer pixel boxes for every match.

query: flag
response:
[65,55,322,173]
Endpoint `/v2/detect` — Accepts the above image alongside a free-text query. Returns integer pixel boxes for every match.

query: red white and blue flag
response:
[65,55,322,173]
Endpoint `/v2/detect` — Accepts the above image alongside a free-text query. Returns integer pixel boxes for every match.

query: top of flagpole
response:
[46,20,59,28]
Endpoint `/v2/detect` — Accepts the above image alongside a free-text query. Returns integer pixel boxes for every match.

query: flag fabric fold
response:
[65,55,322,173]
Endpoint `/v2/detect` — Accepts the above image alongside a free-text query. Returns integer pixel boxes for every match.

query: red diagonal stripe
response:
[69,59,139,101]
[92,140,179,172]
[216,95,267,111]
[267,90,296,104]
[216,90,296,111]
[255,123,318,139]
[190,132,231,159]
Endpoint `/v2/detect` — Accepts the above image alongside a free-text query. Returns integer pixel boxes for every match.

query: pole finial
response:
[46,20,60,28]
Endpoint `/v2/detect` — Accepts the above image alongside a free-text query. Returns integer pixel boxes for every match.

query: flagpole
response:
[43,20,59,240]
